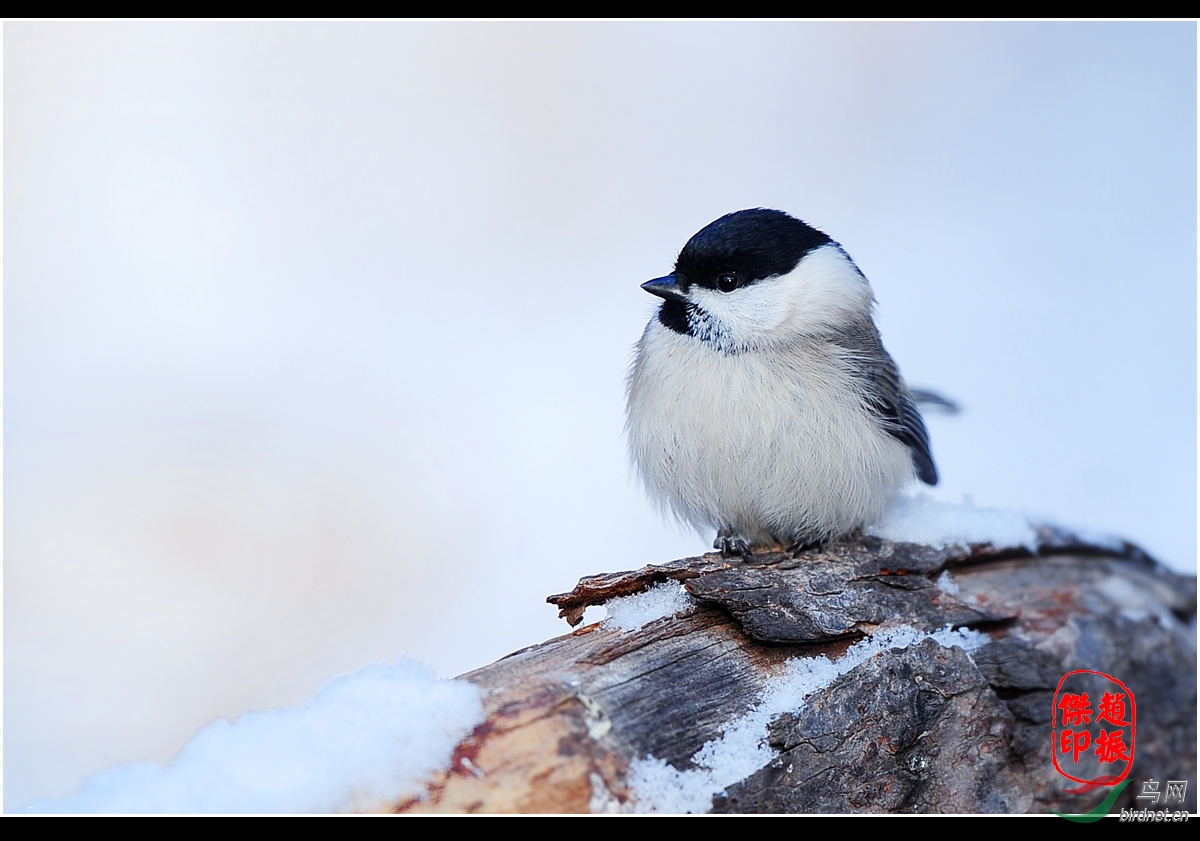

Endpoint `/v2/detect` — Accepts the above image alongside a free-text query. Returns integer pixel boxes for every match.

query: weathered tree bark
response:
[396,530,1196,814]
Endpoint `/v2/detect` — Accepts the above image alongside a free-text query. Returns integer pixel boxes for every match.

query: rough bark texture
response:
[395,532,1196,814]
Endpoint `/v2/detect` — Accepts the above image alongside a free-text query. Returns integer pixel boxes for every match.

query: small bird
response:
[625,209,937,557]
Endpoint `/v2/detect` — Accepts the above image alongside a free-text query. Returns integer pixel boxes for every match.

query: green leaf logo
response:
[1053,780,1131,822]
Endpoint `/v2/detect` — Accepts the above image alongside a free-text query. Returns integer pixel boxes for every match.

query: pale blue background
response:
[5,22,1195,807]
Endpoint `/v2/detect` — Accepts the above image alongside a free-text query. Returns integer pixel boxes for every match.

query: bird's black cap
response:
[673,209,832,291]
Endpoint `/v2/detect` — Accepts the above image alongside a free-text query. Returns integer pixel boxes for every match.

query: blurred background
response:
[4,22,1195,809]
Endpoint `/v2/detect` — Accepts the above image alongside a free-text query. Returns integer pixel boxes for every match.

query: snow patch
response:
[627,624,986,813]
[936,570,960,595]
[1096,576,1182,630]
[25,658,484,814]
[868,493,1038,551]
[1064,526,1130,554]
[603,581,693,631]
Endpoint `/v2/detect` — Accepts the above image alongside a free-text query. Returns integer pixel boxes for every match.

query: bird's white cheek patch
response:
[689,284,791,347]
[686,246,871,349]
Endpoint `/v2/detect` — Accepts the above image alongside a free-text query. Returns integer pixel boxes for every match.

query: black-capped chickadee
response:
[625,209,937,557]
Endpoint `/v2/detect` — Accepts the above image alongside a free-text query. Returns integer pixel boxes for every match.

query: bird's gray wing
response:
[834,323,938,486]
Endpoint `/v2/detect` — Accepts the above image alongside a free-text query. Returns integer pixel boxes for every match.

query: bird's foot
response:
[714,529,753,561]
[788,539,824,558]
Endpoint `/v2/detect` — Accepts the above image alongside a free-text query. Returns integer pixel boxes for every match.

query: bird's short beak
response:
[641,275,687,302]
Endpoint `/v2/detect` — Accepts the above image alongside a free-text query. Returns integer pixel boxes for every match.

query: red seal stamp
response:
[1052,669,1136,786]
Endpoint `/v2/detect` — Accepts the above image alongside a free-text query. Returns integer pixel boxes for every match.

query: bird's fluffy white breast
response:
[626,314,916,545]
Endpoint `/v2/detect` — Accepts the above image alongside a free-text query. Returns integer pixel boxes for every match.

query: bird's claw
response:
[788,539,823,558]
[714,530,752,560]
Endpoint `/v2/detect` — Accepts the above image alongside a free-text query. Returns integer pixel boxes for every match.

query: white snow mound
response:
[26,658,484,814]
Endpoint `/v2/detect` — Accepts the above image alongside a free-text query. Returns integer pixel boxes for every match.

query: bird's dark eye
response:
[717,273,739,293]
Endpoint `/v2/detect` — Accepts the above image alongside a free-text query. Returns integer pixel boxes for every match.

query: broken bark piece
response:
[398,532,1196,814]
[546,555,734,626]
[683,561,1011,643]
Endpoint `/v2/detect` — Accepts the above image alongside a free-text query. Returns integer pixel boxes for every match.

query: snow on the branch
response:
[603,581,693,631]
[937,570,960,595]
[627,624,987,814]
[26,658,483,814]
[867,493,1038,551]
